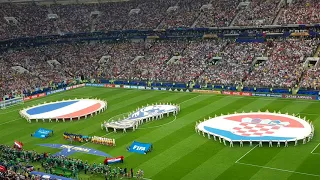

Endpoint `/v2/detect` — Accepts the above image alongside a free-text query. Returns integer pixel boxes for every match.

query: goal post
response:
[0,97,24,109]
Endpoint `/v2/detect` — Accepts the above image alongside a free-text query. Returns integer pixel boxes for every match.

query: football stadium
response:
[1,0,320,180]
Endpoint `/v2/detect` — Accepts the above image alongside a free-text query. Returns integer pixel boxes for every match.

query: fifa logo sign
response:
[133,145,146,151]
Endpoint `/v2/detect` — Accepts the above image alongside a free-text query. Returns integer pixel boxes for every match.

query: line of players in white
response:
[195,121,315,147]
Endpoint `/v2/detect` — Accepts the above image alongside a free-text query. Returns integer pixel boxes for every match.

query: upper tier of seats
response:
[0,0,319,40]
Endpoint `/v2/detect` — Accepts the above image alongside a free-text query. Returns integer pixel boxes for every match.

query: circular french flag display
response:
[21,99,106,120]
[197,112,312,142]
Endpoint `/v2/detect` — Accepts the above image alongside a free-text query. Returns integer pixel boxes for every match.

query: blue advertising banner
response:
[252,93,282,98]
[138,86,146,90]
[46,88,66,95]
[85,83,105,87]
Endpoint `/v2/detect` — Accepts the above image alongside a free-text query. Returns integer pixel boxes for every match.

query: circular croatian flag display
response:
[197,112,312,142]
[21,99,106,120]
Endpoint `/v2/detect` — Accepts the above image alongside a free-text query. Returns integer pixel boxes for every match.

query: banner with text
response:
[23,93,46,101]
[222,91,252,96]
[193,89,221,94]
[252,93,282,98]
[282,94,316,100]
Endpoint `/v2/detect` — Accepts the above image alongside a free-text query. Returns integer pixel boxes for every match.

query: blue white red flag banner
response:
[20,99,106,120]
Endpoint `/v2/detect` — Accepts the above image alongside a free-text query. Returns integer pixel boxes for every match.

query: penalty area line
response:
[311,142,320,154]
[236,162,320,177]
[235,144,258,163]
[178,95,201,105]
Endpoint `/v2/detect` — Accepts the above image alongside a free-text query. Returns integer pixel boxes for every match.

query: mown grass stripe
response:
[0,88,148,139]
[152,140,225,180]
[132,96,246,177]
[214,100,314,180]
[1,88,320,180]
[84,95,225,166]
[150,96,260,179]
[181,98,278,180]
[4,91,171,146]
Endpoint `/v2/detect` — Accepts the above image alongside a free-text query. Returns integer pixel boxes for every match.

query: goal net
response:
[0,97,24,109]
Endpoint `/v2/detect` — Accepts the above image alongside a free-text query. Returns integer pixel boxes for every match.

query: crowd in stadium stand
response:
[245,39,319,88]
[195,0,239,27]
[51,4,96,33]
[0,0,320,99]
[123,0,177,30]
[0,42,114,98]
[278,0,320,25]
[1,37,320,99]
[0,0,320,40]
[94,1,138,31]
[300,68,320,89]
[157,0,208,29]
[199,41,267,85]
[233,0,281,26]
[0,3,56,39]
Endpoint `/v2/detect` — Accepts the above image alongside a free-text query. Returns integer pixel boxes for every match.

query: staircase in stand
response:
[272,0,285,25]
[230,9,242,26]
[314,45,320,57]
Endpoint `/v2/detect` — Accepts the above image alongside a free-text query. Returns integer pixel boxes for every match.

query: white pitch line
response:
[236,162,320,177]
[235,145,258,163]
[178,95,201,105]
[311,143,320,154]
[138,116,177,129]
[0,117,22,126]
[138,94,201,129]
[311,152,320,155]
[133,176,152,180]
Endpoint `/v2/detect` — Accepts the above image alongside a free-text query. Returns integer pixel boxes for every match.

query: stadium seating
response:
[0,0,319,40]
[1,38,320,99]
[233,0,281,26]
[277,0,320,25]
[245,39,318,88]
[195,0,239,27]
[1,1,320,99]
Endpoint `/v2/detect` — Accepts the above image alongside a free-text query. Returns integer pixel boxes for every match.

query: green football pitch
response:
[1,87,320,180]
